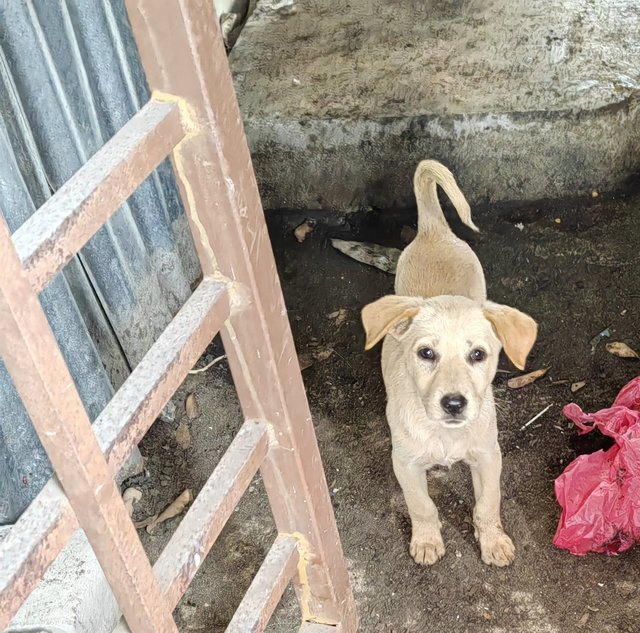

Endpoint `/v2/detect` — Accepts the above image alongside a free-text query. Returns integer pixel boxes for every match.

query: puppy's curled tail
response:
[413,160,479,234]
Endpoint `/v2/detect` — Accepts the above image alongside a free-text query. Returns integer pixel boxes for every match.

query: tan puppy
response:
[361,160,537,567]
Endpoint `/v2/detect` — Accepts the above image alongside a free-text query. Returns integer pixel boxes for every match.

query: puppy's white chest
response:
[414,433,471,468]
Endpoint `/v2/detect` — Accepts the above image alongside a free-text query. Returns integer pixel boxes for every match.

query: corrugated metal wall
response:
[0,0,200,523]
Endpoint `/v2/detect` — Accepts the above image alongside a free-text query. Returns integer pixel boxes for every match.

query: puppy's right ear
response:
[361,295,422,350]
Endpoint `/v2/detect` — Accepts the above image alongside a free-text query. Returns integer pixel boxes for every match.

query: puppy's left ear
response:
[483,301,538,370]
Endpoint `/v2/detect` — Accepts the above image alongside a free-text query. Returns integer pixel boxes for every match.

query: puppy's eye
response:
[470,348,486,363]
[417,347,436,361]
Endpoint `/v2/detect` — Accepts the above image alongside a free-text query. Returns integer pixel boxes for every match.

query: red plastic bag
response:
[554,377,640,555]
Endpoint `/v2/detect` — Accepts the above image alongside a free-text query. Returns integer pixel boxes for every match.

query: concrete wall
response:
[230,0,640,212]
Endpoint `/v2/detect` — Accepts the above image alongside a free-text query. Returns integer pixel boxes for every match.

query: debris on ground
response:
[298,347,334,371]
[314,348,333,362]
[122,488,142,517]
[294,219,316,243]
[330,239,401,274]
[273,0,297,16]
[520,404,553,431]
[175,422,192,449]
[589,327,610,353]
[134,514,156,531]
[159,400,177,424]
[507,368,548,389]
[134,193,640,630]
[571,381,587,393]
[606,341,639,359]
[185,393,199,419]
[400,225,417,244]
[577,612,590,628]
[189,354,226,374]
[135,489,193,534]
[328,308,348,328]
[554,377,640,555]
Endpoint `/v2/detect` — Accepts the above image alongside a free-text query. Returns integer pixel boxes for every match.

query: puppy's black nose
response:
[441,394,467,416]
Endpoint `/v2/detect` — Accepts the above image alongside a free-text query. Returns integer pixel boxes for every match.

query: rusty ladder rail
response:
[0,2,357,632]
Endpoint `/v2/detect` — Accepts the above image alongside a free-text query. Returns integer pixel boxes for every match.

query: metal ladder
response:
[0,1,357,631]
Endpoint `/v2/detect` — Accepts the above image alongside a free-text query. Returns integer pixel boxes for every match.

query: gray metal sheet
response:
[0,0,200,523]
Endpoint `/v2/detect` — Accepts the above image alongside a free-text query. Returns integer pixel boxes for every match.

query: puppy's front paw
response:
[478,529,515,567]
[410,530,445,565]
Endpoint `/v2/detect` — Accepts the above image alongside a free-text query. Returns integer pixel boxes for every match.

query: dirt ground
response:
[127,191,640,633]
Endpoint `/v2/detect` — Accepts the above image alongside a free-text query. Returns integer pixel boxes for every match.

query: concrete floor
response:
[230,0,640,210]
[131,191,640,633]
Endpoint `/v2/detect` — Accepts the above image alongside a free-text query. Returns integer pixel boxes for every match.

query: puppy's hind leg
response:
[392,451,445,565]
[469,446,515,567]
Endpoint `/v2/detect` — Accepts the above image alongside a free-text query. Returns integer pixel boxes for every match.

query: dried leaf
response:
[328,308,348,328]
[185,393,199,419]
[144,489,193,534]
[577,612,590,628]
[331,239,401,274]
[134,515,158,529]
[175,422,191,449]
[606,342,639,359]
[507,368,549,389]
[571,381,586,393]
[314,348,333,362]
[298,347,333,371]
[294,219,315,243]
[122,488,142,517]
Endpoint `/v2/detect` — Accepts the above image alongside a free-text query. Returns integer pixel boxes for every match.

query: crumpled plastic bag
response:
[554,376,640,555]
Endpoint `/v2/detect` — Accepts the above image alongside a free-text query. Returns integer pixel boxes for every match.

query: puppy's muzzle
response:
[440,393,468,426]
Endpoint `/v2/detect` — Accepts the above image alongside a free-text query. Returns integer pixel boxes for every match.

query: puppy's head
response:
[362,295,537,428]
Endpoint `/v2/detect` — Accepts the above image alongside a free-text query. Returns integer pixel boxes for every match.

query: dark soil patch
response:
[130,193,640,633]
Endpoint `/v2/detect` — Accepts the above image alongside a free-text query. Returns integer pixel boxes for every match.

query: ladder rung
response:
[95,277,230,471]
[225,535,299,633]
[154,419,269,608]
[0,278,229,626]
[112,420,270,633]
[12,99,185,294]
